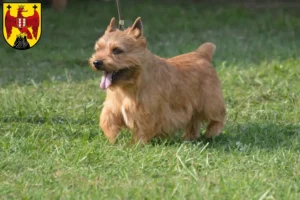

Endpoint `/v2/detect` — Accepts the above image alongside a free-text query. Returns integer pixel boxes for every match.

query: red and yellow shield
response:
[3,3,42,50]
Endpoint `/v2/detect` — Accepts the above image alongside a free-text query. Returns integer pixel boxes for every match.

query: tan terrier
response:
[89,17,226,144]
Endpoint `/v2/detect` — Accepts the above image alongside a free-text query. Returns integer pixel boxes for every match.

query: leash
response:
[116,0,124,30]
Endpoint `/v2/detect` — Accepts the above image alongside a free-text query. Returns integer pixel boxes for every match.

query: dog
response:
[89,17,226,144]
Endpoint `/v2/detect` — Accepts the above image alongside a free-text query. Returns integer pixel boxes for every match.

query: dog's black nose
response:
[93,60,103,70]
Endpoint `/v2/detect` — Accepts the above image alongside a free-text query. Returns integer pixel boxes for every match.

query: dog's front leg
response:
[131,131,150,145]
[100,106,124,143]
[131,126,156,145]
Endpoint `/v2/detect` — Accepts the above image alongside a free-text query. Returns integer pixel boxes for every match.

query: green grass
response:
[1,1,300,199]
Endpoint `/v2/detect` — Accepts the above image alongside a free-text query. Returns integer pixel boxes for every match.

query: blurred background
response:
[1,0,299,85]
[1,0,299,104]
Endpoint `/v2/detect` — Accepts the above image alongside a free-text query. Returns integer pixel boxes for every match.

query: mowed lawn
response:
[0,1,300,199]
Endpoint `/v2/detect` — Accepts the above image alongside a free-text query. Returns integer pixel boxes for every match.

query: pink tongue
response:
[100,72,113,89]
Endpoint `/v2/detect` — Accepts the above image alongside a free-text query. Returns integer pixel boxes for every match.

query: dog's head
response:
[89,17,146,90]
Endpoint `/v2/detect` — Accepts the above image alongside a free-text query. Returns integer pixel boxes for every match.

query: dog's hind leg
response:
[182,114,202,141]
[204,108,225,138]
[204,120,224,138]
[100,106,124,143]
[203,90,226,138]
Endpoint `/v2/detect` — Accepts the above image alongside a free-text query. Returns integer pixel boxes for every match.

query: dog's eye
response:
[112,48,124,55]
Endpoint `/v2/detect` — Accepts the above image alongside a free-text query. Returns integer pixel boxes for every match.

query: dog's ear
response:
[130,17,143,38]
[106,17,116,32]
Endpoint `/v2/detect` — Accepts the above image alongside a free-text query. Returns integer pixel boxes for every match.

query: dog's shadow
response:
[148,122,299,151]
[149,134,212,147]
[3,115,298,151]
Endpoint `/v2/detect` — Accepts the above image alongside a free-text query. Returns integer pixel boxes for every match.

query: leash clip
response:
[119,20,124,26]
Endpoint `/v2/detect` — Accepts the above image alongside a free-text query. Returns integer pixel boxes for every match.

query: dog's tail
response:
[196,42,216,61]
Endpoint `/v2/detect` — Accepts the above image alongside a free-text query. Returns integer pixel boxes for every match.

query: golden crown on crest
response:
[18,5,25,9]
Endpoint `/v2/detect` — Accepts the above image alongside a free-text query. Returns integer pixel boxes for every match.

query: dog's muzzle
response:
[93,60,104,70]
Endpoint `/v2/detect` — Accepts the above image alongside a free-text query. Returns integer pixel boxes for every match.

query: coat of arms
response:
[3,3,41,50]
